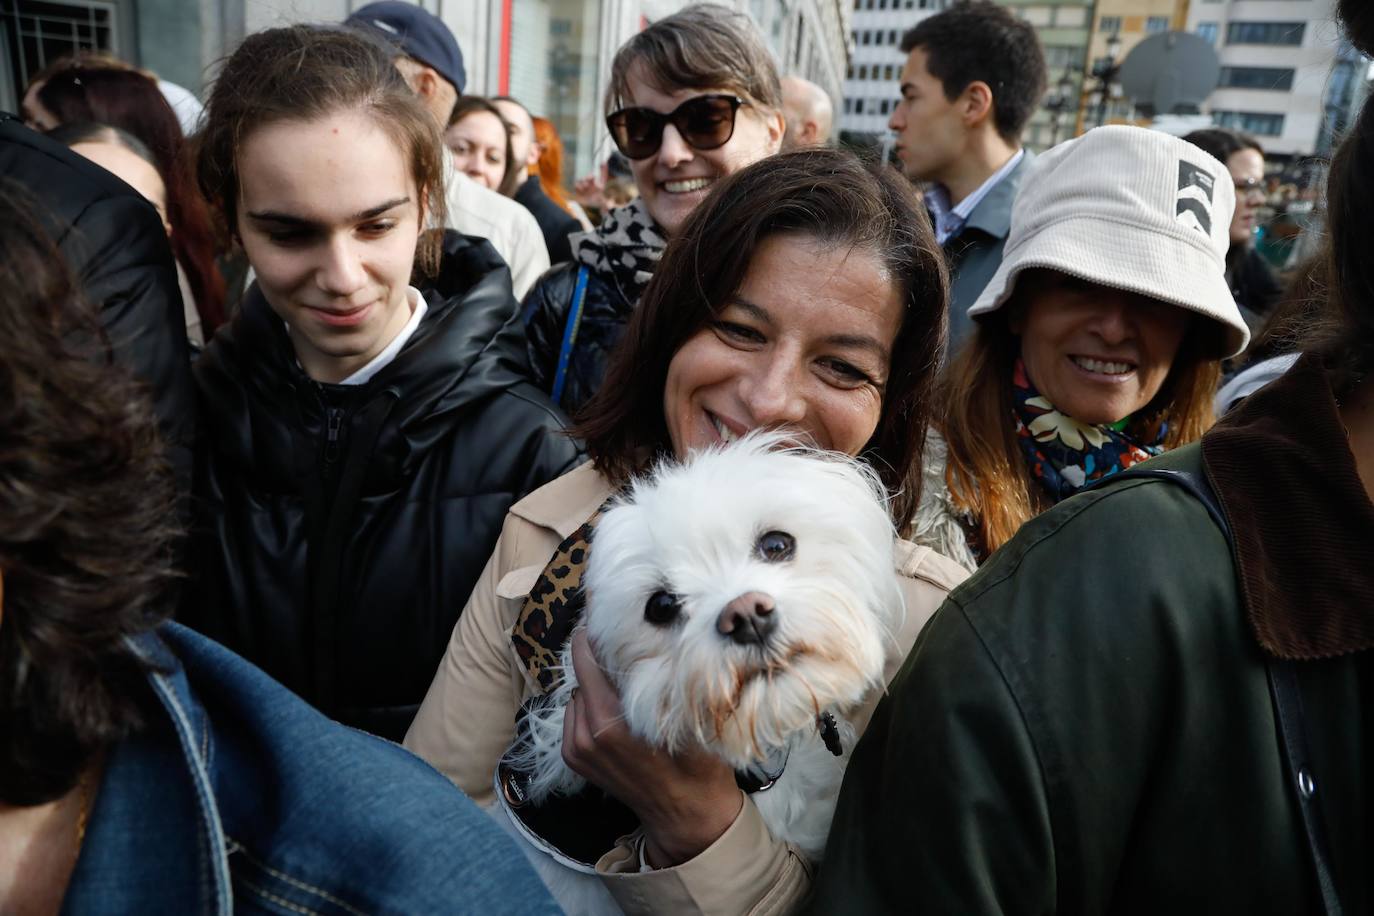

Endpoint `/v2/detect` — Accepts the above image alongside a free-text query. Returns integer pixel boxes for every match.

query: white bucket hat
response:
[967,125,1251,358]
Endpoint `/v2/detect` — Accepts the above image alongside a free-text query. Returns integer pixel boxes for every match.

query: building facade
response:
[836,0,1093,153]
[1081,0,1188,129]
[837,0,944,151]
[1184,0,1343,157]
[2,0,848,183]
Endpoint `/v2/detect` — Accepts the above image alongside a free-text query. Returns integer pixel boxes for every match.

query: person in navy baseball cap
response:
[346,1,466,123]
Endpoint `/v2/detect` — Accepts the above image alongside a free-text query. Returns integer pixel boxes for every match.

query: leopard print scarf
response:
[511,511,602,693]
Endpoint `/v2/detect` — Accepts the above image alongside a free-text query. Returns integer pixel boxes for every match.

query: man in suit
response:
[889,0,1046,344]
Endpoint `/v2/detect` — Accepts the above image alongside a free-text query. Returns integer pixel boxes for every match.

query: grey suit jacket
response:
[941,150,1036,346]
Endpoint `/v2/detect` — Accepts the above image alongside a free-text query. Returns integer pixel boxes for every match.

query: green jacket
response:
[810,354,1372,914]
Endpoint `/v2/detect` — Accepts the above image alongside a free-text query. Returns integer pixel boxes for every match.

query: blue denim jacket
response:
[62,623,561,915]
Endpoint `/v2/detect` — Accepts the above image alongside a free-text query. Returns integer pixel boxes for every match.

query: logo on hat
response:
[1176,161,1215,236]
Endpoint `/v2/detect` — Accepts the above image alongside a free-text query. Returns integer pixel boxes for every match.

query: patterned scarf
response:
[511,511,603,693]
[570,198,667,310]
[1011,359,1166,503]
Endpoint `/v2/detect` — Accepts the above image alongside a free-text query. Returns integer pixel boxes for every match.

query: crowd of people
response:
[0,0,1368,911]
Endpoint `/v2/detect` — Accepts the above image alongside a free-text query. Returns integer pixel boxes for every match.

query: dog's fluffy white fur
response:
[500,433,904,909]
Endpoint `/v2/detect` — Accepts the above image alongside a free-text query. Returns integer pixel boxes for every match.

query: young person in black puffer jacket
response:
[186,26,581,741]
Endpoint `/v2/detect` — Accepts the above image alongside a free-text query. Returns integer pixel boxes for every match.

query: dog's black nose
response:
[718,592,776,645]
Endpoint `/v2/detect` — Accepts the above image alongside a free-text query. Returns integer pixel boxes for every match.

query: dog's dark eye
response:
[756,531,795,563]
[644,590,682,626]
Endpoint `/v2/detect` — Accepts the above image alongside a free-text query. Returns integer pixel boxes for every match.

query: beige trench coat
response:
[405,461,968,915]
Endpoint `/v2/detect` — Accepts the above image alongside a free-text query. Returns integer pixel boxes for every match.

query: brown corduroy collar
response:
[1202,352,1374,660]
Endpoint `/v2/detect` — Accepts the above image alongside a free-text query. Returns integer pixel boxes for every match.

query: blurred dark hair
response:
[196,25,447,277]
[1339,0,1374,55]
[1314,91,1374,389]
[575,148,949,535]
[0,180,179,806]
[1182,127,1264,166]
[448,95,521,197]
[47,120,157,164]
[606,4,782,116]
[38,66,227,336]
[900,0,1047,143]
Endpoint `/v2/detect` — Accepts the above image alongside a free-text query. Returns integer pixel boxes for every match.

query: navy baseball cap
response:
[345,1,466,94]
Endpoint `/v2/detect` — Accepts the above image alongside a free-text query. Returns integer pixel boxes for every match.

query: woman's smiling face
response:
[1010,270,1191,426]
[621,62,783,236]
[663,233,903,459]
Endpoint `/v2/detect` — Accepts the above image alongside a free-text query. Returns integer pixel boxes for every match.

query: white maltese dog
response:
[497,432,904,913]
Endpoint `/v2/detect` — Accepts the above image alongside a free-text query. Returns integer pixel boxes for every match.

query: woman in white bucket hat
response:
[914,125,1250,570]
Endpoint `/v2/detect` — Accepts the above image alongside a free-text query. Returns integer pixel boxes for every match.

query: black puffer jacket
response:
[187,232,582,740]
[0,113,195,495]
[522,262,636,413]
[522,199,665,414]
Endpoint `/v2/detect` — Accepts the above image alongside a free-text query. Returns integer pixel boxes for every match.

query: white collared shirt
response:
[338,286,427,386]
[925,148,1026,246]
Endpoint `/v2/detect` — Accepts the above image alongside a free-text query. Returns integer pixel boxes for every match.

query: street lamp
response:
[1044,67,1078,146]
[1091,32,1124,129]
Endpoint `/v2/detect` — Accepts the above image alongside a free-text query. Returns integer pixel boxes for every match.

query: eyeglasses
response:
[1234,177,1265,196]
[606,94,747,160]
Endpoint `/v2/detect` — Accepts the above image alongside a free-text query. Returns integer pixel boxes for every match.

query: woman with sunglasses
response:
[521,3,784,414]
[1183,128,1283,332]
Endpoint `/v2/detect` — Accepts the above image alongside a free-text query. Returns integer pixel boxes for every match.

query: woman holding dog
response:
[406,148,966,913]
[521,4,785,414]
[913,126,1250,571]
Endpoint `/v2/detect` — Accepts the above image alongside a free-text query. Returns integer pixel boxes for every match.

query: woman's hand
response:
[562,629,744,868]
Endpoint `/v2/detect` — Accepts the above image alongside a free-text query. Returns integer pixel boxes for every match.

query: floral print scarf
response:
[1011,358,1166,503]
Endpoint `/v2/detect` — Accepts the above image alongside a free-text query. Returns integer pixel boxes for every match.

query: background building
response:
[837,0,944,153]
[1,0,848,184]
[835,0,1093,153]
[1183,0,1343,157]
[1080,0,1188,129]
[998,0,1091,150]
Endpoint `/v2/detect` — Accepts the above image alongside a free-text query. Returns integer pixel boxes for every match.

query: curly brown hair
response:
[0,180,180,805]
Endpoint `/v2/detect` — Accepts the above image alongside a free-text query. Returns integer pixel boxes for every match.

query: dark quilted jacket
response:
[522,260,638,415]
[187,232,582,741]
[0,113,195,495]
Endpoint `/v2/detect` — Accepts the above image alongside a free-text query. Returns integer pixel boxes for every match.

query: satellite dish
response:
[1118,31,1221,118]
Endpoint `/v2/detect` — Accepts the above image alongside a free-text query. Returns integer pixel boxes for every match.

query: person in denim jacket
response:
[0,181,559,915]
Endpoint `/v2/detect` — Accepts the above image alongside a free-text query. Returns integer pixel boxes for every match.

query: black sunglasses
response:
[606,94,747,160]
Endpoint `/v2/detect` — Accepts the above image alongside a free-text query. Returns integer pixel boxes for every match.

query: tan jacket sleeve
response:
[404,511,539,805]
[598,794,811,916]
[590,544,971,916]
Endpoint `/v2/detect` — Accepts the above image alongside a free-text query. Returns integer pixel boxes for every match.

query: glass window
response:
[1146,16,1169,34]
[2,0,121,113]
[1099,15,1122,33]
[1196,21,1219,45]
[1219,67,1296,91]
[1226,22,1305,46]
[1020,6,1052,26]
[508,0,604,180]
[1211,110,1286,136]
[1054,7,1086,27]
